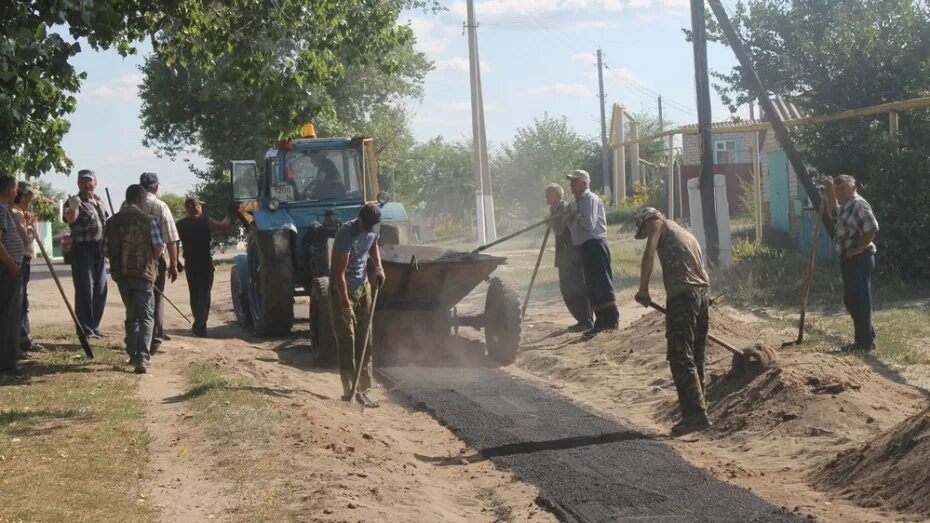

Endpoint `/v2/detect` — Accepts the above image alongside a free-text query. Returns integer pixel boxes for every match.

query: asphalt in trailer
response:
[380,366,801,523]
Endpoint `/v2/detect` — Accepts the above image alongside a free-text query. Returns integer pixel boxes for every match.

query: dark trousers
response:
[0,270,23,371]
[70,242,107,335]
[185,260,214,331]
[20,257,32,347]
[578,238,619,329]
[558,263,592,327]
[150,258,167,350]
[841,251,876,349]
[666,287,709,422]
[117,277,155,365]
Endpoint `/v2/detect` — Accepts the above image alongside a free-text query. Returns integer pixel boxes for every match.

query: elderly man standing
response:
[565,169,619,338]
[331,203,386,407]
[12,182,44,354]
[825,175,879,352]
[137,172,180,352]
[64,169,109,337]
[106,185,165,373]
[0,175,26,377]
[545,183,592,332]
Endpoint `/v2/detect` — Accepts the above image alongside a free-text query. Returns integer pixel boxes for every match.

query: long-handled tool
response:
[647,300,775,374]
[471,212,565,254]
[521,226,550,319]
[32,228,94,358]
[783,195,826,347]
[154,286,192,325]
[349,283,381,406]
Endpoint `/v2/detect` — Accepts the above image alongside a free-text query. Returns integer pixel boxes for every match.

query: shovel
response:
[647,300,774,375]
[33,228,94,358]
[348,282,381,407]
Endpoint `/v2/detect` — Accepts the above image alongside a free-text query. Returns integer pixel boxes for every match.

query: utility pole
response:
[465,0,491,243]
[475,41,497,241]
[690,0,720,265]
[658,95,664,129]
[597,49,610,195]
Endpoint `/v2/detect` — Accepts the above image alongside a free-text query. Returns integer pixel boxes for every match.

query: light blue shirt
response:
[568,190,607,245]
[332,218,379,289]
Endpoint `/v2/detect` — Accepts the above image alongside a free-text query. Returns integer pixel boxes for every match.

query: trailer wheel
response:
[247,227,295,336]
[230,263,251,326]
[485,277,522,365]
[309,277,339,367]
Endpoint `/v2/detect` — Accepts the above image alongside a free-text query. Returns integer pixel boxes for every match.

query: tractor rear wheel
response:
[484,277,522,365]
[230,263,251,326]
[309,277,338,367]
[246,227,295,336]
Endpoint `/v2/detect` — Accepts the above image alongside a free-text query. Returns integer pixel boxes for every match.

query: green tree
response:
[707,0,930,278]
[159,192,187,220]
[396,137,475,230]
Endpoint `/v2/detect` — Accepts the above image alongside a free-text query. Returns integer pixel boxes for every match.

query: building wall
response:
[760,131,806,238]
[682,132,756,166]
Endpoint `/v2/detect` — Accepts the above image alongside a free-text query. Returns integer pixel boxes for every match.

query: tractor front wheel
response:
[246,227,295,336]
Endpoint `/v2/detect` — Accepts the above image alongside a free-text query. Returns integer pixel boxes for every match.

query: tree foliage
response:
[708,0,930,279]
[396,137,475,228]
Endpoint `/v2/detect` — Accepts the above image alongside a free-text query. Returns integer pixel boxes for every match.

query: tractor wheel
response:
[246,227,295,336]
[484,277,522,365]
[309,277,339,367]
[230,263,251,326]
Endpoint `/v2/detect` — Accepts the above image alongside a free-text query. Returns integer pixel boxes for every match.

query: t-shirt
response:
[0,203,25,271]
[657,220,711,298]
[332,218,378,289]
[176,215,212,263]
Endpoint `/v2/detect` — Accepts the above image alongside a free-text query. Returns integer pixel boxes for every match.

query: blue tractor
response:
[228,129,408,364]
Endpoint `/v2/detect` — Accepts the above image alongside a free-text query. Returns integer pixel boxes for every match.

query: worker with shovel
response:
[331,203,386,408]
[633,207,712,436]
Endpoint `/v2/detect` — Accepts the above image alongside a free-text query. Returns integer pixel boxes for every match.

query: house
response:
[679,123,758,220]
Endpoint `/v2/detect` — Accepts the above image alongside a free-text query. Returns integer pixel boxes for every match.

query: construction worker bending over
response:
[633,207,712,436]
[331,203,386,408]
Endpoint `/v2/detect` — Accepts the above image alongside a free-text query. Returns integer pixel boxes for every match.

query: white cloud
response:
[406,16,459,57]
[98,147,157,167]
[527,83,591,97]
[79,74,143,103]
[438,101,497,112]
[605,66,647,86]
[571,52,598,65]
[433,57,491,74]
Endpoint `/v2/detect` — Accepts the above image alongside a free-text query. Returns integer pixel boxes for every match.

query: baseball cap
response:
[17,181,34,196]
[78,169,96,180]
[633,207,662,239]
[566,169,591,184]
[358,202,382,233]
[140,172,160,187]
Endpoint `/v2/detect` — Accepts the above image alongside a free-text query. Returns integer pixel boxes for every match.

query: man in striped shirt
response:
[0,175,25,376]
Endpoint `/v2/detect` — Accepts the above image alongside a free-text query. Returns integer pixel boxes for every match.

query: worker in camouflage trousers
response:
[331,203,386,408]
[633,207,712,436]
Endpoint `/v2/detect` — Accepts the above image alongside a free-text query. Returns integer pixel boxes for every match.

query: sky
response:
[47,0,748,197]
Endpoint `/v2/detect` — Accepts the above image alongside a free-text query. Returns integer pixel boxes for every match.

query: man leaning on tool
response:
[825,174,879,352]
[633,207,711,436]
[64,169,109,338]
[135,172,180,352]
[545,183,592,332]
[331,203,386,408]
[106,185,164,374]
[565,169,619,338]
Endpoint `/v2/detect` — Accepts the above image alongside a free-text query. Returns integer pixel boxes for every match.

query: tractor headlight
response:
[268,198,280,211]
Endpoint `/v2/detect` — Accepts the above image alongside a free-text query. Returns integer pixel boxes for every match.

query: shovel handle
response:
[646,300,743,357]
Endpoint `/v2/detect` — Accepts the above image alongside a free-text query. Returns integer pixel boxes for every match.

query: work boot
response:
[670,416,711,436]
[356,392,380,408]
[567,322,592,333]
[133,361,148,374]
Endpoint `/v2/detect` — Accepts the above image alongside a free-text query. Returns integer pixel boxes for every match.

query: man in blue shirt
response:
[331,203,386,407]
[566,170,619,338]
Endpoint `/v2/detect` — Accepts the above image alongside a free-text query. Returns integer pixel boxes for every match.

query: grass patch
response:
[807,308,930,365]
[0,326,155,523]
[183,363,295,521]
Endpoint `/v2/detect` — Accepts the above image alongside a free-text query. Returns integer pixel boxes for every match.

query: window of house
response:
[715,140,737,164]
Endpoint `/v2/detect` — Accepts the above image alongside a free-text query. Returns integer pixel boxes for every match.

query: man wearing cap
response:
[176,197,230,337]
[64,169,109,337]
[565,169,619,337]
[633,207,712,436]
[12,181,44,354]
[331,203,386,408]
[0,175,26,377]
[105,184,165,374]
[135,172,180,351]
[545,183,592,332]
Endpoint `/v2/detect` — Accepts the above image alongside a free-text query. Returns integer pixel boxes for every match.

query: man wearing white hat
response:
[565,169,619,338]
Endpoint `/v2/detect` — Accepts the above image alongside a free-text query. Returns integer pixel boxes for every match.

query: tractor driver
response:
[309,156,346,200]
[331,203,386,407]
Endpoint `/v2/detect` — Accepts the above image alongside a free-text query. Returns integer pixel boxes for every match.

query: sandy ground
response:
[27,262,556,523]
[499,289,930,523]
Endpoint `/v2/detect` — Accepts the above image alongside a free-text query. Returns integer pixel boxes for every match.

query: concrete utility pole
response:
[465,0,496,243]
[690,0,720,265]
[597,49,610,194]
[658,95,664,129]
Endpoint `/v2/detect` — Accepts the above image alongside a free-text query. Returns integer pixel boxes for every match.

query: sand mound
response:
[813,407,930,516]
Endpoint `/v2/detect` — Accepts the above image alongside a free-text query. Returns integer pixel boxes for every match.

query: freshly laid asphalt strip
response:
[380,367,801,523]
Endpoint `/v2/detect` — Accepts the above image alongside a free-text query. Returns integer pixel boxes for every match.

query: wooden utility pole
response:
[690,0,720,264]
[707,0,834,238]
[597,49,610,195]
